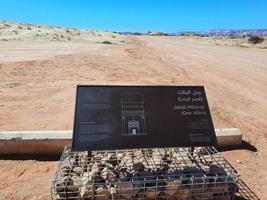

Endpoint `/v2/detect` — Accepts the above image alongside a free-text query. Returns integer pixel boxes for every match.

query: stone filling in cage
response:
[51,146,239,200]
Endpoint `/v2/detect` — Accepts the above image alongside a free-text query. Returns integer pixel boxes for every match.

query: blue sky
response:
[0,0,267,32]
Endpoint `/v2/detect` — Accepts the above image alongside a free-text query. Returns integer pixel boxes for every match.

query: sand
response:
[181,35,267,48]
[0,22,267,199]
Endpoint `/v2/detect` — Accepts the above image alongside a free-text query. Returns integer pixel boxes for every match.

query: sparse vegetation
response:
[182,36,267,48]
[4,82,23,88]
[132,32,142,35]
[102,40,112,44]
[148,32,166,36]
[248,36,264,44]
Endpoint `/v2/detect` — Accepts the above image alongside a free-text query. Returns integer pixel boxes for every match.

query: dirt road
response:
[0,36,266,199]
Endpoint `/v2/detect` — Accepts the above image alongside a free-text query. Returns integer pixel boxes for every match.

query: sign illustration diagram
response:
[121,93,147,136]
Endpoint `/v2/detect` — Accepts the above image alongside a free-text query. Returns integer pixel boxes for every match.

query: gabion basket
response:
[51,146,239,200]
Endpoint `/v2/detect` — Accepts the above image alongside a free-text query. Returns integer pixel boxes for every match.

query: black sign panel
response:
[72,85,217,151]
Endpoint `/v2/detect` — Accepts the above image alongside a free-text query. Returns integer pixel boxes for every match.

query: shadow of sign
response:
[218,140,257,152]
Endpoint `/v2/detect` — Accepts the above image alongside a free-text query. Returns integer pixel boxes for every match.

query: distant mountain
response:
[203,29,267,37]
[168,29,267,36]
[119,29,267,37]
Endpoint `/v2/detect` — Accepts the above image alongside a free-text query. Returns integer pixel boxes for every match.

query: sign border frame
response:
[72,85,218,150]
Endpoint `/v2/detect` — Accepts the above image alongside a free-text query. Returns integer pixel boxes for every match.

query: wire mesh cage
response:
[51,146,239,200]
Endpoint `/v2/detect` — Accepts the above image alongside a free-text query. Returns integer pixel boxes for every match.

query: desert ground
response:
[0,22,267,199]
[181,35,267,48]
